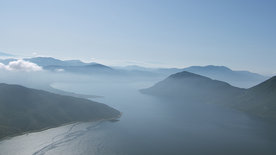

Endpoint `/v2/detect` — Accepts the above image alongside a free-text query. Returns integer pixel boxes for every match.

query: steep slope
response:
[0,83,120,139]
[233,76,276,119]
[141,71,244,103]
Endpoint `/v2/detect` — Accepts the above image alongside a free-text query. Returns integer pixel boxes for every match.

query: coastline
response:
[0,112,122,142]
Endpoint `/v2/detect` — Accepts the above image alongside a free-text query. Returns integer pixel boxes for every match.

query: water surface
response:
[1,79,276,155]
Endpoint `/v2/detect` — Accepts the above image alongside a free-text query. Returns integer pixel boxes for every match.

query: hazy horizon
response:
[1,0,275,75]
[0,53,274,77]
[1,1,276,154]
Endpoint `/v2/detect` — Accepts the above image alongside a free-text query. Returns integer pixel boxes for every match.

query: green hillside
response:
[0,83,120,139]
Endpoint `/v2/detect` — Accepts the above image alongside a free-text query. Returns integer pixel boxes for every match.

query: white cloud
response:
[0,63,7,69]
[0,60,42,72]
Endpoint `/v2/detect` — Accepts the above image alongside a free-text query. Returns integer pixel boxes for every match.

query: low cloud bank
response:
[0,60,42,71]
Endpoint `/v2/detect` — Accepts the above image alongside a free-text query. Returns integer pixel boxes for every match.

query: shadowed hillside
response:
[232,76,276,119]
[141,71,244,103]
[141,71,276,120]
[0,83,120,139]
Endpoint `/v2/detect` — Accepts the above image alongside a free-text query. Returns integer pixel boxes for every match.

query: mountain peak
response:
[185,65,232,72]
[32,56,58,60]
[169,71,209,79]
[205,65,231,71]
[141,70,243,103]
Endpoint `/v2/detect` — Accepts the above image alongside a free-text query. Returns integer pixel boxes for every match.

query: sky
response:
[0,0,275,74]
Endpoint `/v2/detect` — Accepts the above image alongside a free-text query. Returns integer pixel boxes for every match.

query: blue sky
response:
[0,0,275,74]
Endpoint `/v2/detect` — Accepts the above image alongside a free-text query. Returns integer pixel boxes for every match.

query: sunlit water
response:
[1,79,276,155]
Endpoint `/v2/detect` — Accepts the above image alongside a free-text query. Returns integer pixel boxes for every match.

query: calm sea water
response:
[0,79,276,155]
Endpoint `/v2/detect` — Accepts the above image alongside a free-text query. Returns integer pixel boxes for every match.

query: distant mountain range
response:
[0,57,269,87]
[128,65,268,88]
[118,65,268,88]
[0,83,120,139]
[141,71,276,119]
[182,65,268,88]
[0,57,114,74]
[25,57,94,67]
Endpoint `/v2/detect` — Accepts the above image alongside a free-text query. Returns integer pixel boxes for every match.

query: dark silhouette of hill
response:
[0,83,120,139]
[232,76,276,119]
[141,71,276,119]
[141,71,244,103]
[119,65,268,88]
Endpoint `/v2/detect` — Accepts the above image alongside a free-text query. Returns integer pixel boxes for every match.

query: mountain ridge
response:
[141,71,244,103]
[119,65,268,88]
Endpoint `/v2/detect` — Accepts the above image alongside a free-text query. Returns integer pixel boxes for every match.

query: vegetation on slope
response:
[0,83,120,139]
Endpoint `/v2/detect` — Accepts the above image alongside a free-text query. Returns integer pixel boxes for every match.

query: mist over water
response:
[1,0,275,154]
[0,74,276,155]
